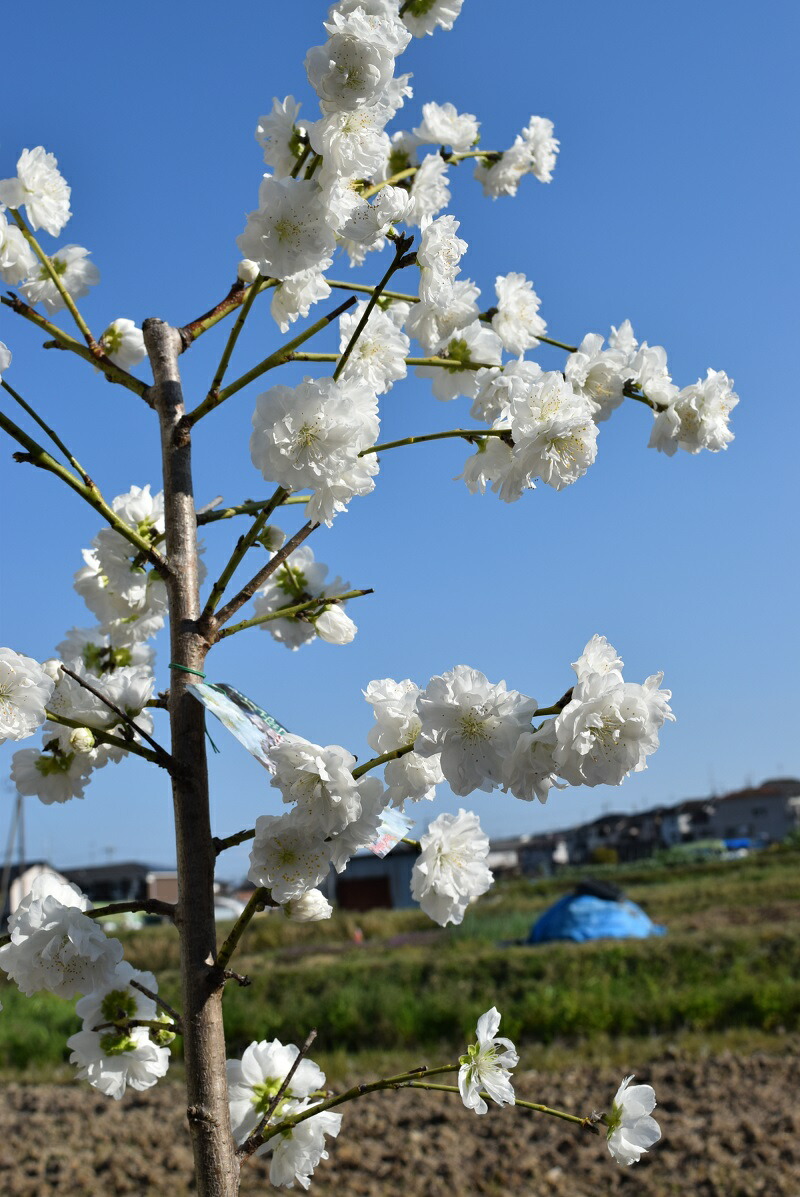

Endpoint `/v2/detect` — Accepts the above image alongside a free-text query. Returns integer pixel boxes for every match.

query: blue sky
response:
[1,1,798,880]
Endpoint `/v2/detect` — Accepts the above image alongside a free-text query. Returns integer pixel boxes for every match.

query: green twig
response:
[200,486,287,621]
[196,495,310,526]
[406,1082,598,1131]
[44,710,166,768]
[218,588,374,640]
[0,407,169,569]
[179,278,278,347]
[8,209,98,349]
[1,379,94,486]
[360,428,510,458]
[216,887,270,971]
[211,520,317,634]
[352,744,414,780]
[213,826,257,854]
[187,296,358,425]
[333,233,415,383]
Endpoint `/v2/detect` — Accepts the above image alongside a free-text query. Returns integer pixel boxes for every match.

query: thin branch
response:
[406,1082,599,1132]
[211,520,317,633]
[286,353,501,372]
[360,166,418,200]
[216,887,270,971]
[266,1064,460,1138]
[218,588,374,641]
[1,293,150,398]
[205,277,272,399]
[196,494,310,526]
[534,688,574,717]
[178,278,278,347]
[360,428,510,458]
[1,379,95,486]
[352,744,414,780]
[92,1017,181,1034]
[0,898,175,948]
[44,710,166,768]
[333,233,415,382]
[200,486,288,621]
[58,665,174,768]
[8,209,98,349]
[130,978,184,1028]
[238,1029,319,1161]
[0,407,168,569]
[213,827,256,854]
[186,295,358,425]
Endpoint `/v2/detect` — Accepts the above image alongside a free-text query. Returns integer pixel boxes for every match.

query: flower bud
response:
[237,259,260,284]
[257,524,286,553]
[69,727,96,753]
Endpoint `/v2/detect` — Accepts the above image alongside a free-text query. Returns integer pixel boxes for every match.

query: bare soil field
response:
[0,1050,797,1195]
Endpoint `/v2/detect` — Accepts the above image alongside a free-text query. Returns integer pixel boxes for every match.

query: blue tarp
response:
[528,893,666,944]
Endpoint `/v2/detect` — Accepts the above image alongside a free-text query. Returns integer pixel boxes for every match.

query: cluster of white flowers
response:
[474,116,560,198]
[250,377,379,524]
[228,1038,341,1189]
[0,872,122,998]
[3,484,181,806]
[252,544,358,649]
[565,321,739,452]
[67,961,172,1100]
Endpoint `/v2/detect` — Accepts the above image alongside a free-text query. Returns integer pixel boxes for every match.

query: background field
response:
[1,850,798,1193]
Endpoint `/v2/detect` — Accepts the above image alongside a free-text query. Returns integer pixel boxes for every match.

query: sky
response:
[1,0,798,882]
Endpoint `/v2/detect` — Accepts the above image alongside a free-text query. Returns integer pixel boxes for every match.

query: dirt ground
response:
[0,1051,797,1195]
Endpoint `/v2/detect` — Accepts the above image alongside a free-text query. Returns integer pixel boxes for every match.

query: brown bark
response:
[143,318,240,1196]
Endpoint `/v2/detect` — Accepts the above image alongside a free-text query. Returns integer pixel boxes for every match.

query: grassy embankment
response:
[1,849,798,1081]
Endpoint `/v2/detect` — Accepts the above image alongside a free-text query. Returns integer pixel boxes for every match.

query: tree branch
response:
[215,886,269,972]
[8,209,98,350]
[1,378,95,487]
[178,278,278,348]
[351,744,414,779]
[333,233,415,382]
[0,407,169,569]
[200,487,288,622]
[218,588,374,641]
[238,1029,319,1161]
[1,293,151,398]
[359,428,511,458]
[210,520,318,634]
[45,710,167,768]
[196,495,310,526]
[185,295,357,425]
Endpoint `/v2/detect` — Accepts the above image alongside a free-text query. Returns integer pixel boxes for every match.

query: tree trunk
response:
[144,319,240,1196]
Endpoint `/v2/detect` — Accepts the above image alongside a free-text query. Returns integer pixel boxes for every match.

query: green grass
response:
[1,849,798,1077]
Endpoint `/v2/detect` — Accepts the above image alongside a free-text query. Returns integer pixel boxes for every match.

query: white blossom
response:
[364,677,444,806]
[407,152,451,223]
[11,744,94,805]
[553,658,675,788]
[20,245,99,315]
[256,97,306,176]
[565,333,630,421]
[507,371,599,491]
[0,871,122,998]
[502,719,563,804]
[414,102,479,151]
[459,434,518,502]
[470,358,542,424]
[281,890,333,922]
[262,1100,342,1188]
[327,775,390,872]
[474,115,559,197]
[0,210,37,283]
[417,321,503,402]
[271,263,332,333]
[68,962,170,1100]
[228,1038,328,1145]
[649,369,738,455]
[417,214,467,299]
[252,545,358,650]
[416,666,537,795]
[238,177,336,281]
[248,811,332,903]
[458,1007,518,1115]
[306,21,395,114]
[0,648,55,744]
[250,376,379,525]
[492,273,546,356]
[403,0,464,38]
[405,278,480,353]
[270,735,361,837]
[519,115,560,183]
[411,809,493,926]
[99,319,145,370]
[572,634,623,683]
[309,105,391,179]
[0,146,71,235]
[56,627,154,676]
[338,301,409,393]
[606,1076,662,1166]
[327,1,412,57]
